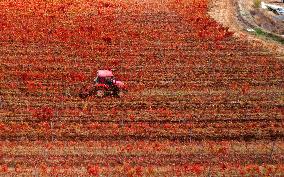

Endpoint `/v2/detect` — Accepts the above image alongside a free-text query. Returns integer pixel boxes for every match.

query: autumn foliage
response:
[0,0,283,176]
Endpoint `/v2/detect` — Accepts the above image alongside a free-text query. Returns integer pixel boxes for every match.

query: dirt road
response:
[208,0,284,57]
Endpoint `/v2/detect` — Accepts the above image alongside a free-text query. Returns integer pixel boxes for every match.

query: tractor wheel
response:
[96,89,105,98]
[117,90,124,97]
[115,90,127,98]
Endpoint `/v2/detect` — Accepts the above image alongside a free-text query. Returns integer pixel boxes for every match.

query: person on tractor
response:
[105,76,114,86]
[105,76,120,95]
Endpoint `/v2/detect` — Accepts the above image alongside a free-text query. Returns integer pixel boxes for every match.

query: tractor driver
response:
[105,76,115,86]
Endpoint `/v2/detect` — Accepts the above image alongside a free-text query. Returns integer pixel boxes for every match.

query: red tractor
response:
[79,70,127,98]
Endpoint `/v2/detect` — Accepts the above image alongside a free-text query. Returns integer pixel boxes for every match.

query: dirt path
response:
[208,0,284,57]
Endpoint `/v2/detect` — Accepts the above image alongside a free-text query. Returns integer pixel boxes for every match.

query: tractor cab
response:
[94,70,115,86]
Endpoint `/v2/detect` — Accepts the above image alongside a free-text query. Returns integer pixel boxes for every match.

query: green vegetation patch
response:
[253,28,284,45]
[253,0,261,8]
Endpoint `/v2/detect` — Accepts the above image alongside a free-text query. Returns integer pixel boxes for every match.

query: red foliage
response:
[68,72,86,82]
[88,165,100,176]
[1,164,8,173]
[0,0,283,176]
[30,107,54,121]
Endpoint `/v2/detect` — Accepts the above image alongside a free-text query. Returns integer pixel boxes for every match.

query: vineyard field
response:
[0,0,284,176]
